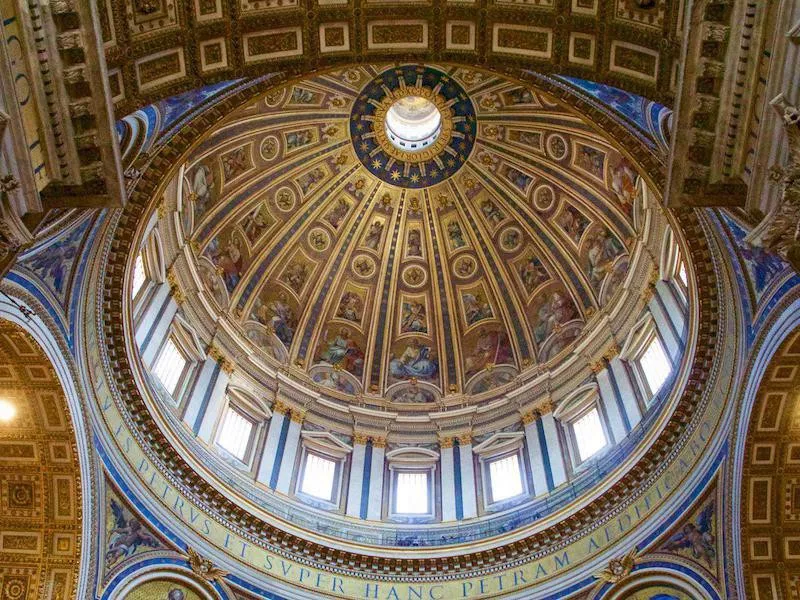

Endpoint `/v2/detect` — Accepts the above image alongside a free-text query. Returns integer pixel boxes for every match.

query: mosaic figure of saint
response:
[281,262,310,294]
[389,340,438,380]
[401,300,428,333]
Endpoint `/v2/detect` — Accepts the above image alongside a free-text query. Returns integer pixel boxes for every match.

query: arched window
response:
[151,316,205,402]
[638,334,671,396]
[132,253,147,298]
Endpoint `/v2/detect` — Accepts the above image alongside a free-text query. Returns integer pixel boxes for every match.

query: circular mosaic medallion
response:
[351,255,376,278]
[499,227,523,253]
[453,255,477,279]
[402,265,428,287]
[350,65,477,188]
[274,187,296,212]
[533,184,556,212]
[260,135,279,161]
[308,227,331,252]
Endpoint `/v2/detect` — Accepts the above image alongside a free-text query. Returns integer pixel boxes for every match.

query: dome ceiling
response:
[179,64,639,402]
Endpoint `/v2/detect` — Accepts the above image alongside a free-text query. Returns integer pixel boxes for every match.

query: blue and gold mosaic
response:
[349,65,477,189]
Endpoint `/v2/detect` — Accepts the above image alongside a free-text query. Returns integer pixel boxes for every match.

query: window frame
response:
[215,402,258,464]
[632,331,671,400]
[567,404,610,466]
[472,432,529,510]
[386,448,439,520]
[296,448,342,507]
[293,432,352,510]
[151,335,193,400]
[132,229,167,322]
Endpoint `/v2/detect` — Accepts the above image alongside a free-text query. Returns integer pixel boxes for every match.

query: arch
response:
[0,294,94,599]
[599,566,716,600]
[108,565,221,600]
[735,300,800,599]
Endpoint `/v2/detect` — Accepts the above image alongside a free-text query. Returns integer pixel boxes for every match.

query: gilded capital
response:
[521,410,537,425]
[439,437,454,449]
[371,436,387,448]
[272,400,289,416]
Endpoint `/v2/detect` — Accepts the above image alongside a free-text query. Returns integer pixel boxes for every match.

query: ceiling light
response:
[0,400,16,423]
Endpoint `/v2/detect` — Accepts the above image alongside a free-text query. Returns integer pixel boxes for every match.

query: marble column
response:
[457,434,477,519]
[594,364,628,443]
[655,279,687,336]
[256,402,288,486]
[522,411,550,496]
[439,438,456,522]
[276,411,304,494]
[649,293,681,363]
[539,406,567,488]
[195,362,231,443]
[346,434,367,518]
[137,284,178,367]
[366,438,386,521]
[608,357,642,429]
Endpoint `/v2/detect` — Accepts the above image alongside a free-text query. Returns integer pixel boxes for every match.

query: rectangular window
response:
[152,338,187,395]
[132,254,146,298]
[573,407,607,462]
[395,472,429,514]
[639,335,670,396]
[488,454,523,502]
[300,452,337,501]
[217,405,254,461]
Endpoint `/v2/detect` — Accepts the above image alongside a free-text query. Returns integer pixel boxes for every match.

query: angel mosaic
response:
[400,300,428,333]
[447,221,466,249]
[220,147,249,181]
[281,261,310,294]
[190,164,214,217]
[105,498,160,568]
[611,158,637,216]
[558,205,590,245]
[336,291,363,323]
[324,197,351,230]
[290,87,319,104]
[662,501,716,567]
[519,255,548,293]
[480,199,505,226]
[577,145,606,179]
[362,220,384,250]
[242,203,274,243]
[407,229,423,257]
[509,130,542,149]
[286,129,314,151]
[297,167,326,195]
[463,291,494,325]
[502,165,532,193]
[502,87,535,106]
[389,340,438,381]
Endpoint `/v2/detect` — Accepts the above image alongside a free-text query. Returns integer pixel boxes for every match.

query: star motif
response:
[447,158,456,167]
[371,158,382,169]
[410,173,420,183]
[360,142,369,152]
[390,170,401,181]
[356,123,364,131]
